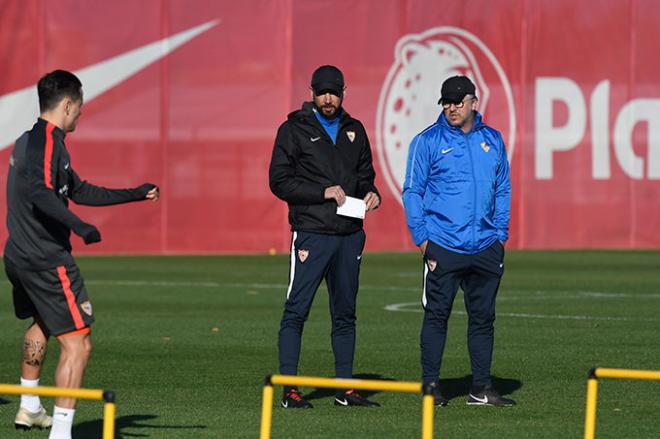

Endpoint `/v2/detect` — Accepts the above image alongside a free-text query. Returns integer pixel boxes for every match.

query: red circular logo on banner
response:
[376,27,516,204]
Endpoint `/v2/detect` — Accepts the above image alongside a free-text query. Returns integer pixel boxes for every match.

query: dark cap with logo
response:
[311,65,345,97]
[438,75,476,104]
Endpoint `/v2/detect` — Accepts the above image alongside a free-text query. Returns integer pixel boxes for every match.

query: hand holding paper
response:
[364,191,380,211]
[325,185,346,206]
[336,196,366,219]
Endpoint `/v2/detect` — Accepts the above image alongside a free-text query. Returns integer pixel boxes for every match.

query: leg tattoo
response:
[23,339,47,367]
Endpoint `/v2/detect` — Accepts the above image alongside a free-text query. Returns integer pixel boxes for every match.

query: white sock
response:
[49,406,75,439]
[19,377,41,412]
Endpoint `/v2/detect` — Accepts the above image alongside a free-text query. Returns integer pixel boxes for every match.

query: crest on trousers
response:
[80,301,93,316]
[481,141,490,153]
[346,131,356,142]
[297,249,309,263]
[427,259,437,272]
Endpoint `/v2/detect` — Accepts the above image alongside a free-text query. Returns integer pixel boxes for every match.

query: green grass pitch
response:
[0,251,659,438]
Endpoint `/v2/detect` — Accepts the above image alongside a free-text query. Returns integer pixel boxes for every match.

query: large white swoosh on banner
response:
[0,19,219,151]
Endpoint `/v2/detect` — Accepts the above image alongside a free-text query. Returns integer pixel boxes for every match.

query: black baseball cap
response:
[438,75,476,104]
[311,65,344,97]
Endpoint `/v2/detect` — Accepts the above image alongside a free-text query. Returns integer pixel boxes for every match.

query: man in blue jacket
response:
[402,75,515,407]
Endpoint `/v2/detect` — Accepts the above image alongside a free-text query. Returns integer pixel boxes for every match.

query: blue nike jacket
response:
[402,111,510,254]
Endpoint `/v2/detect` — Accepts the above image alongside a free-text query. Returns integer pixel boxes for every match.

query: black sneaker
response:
[281,388,313,409]
[467,385,516,407]
[334,389,380,407]
[426,382,448,407]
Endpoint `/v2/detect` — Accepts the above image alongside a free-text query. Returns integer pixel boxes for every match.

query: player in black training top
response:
[4,70,159,438]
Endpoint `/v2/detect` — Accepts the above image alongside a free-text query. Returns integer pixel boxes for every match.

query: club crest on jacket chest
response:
[346,131,355,142]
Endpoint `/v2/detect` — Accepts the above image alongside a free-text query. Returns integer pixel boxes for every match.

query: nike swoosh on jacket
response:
[402,112,510,254]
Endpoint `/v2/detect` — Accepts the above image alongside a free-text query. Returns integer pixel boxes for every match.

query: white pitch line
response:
[384,302,660,322]
[84,279,300,290]
[7,278,657,301]
[86,279,223,288]
[68,280,660,299]
[83,279,420,292]
[3,278,656,320]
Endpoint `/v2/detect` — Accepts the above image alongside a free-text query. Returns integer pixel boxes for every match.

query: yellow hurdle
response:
[584,367,660,439]
[260,374,435,439]
[0,384,116,438]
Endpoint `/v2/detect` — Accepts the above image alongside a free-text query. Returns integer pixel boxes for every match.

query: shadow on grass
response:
[0,397,10,405]
[304,373,396,401]
[438,375,522,401]
[73,414,207,438]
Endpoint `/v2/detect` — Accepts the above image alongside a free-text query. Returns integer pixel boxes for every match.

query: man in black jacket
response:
[4,70,158,438]
[269,65,380,409]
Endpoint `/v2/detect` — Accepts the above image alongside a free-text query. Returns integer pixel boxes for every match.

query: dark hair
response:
[37,70,82,113]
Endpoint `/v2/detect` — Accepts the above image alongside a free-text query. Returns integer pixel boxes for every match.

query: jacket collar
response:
[289,101,351,126]
[37,117,66,140]
[437,111,483,134]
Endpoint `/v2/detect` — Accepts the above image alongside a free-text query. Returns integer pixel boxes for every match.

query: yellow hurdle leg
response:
[102,391,116,439]
[102,402,116,439]
[421,393,435,439]
[260,378,274,439]
[584,377,599,439]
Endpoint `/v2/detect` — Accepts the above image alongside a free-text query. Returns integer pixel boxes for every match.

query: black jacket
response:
[4,118,153,270]
[269,102,379,235]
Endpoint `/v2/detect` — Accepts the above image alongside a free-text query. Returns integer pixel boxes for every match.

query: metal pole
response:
[595,368,660,381]
[102,391,116,439]
[0,384,103,400]
[584,370,599,439]
[421,384,435,439]
[260,376,274,439]
[102,404,116,438]
[270,374,422,393]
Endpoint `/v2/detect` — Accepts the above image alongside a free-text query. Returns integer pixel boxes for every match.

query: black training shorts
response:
[5,260,94,336]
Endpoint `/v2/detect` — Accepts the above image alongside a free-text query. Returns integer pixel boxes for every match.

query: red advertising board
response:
[0,0,658,253]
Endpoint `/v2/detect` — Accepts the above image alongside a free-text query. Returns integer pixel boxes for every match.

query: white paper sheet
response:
[336,196,366,219]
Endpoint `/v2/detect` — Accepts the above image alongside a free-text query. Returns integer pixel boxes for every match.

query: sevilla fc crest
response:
[297,249,309,263]
[80,301,93,316]
[346,131,356,142]
[427,259,437,272]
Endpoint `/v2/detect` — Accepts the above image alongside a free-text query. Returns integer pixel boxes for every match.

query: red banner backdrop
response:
[0,0,658,253]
